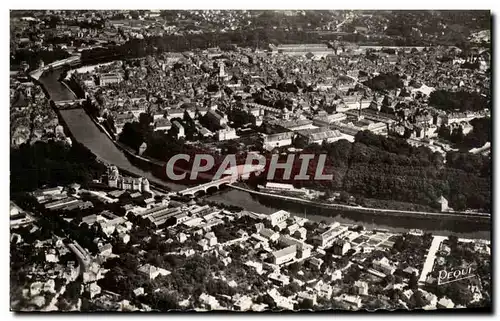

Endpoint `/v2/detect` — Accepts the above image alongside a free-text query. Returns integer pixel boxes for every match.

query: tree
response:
[429,90,489,112]
[293,135,309,149]
[409,272,418,290]
[10,141,106,193]
[345,264,362,283]
[411,290,428,308]
[288,262,302,276]
[139,113,153,129]
[281,282,301,297]
[383,274,395,286]
[339,191,350,203]
[63,281,82,304]
[444,282,473,306]
[105,114,116,133]
[206,279,236,297]
[56,297,72,311]
[392,236,405,252]
[450,127,465,144]
[118,122,145,151]
[363,73,403,91]
[296,298,314,310]
[80,297,93,311]
[261,294,277,310]
[150,291,179,311]
[448,235,459,249]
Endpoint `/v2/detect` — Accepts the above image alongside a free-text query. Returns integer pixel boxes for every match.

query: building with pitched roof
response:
[297,127,346,144]
[271,245,297,265]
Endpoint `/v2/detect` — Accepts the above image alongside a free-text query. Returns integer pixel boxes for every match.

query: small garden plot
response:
[352,235,370,244]
[367,238,382,246]
[380,240,395,248]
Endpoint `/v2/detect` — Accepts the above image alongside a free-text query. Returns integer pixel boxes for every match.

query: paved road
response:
[419,235,447,284]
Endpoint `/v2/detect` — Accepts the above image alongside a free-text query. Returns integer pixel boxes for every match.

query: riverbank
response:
[229,184,491,222]
[90,104,491,221]
[29,55,81,80]
[84,112,177,193]
[81,99,220,186]
[35,62,491,239]
[60,81,78,100]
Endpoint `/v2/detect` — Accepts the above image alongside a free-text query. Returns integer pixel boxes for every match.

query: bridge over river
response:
[177,164,264,197]
[178,176,235,197]
[30,56,81,81]
[38,68,186,192]
[54,99,86,109]
[35,65,491,240]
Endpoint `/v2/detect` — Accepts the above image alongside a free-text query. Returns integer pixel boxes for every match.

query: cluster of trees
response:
[119,109,490,211]
[44,35,98,48]
[118,113,201,166]
[57,63,71,81]
[226,108,256,129]
[153,254,250,308]
[10,240,45,302]
[200,200,243,213]
[58,280,83,308]
[461,61,481,70]
[251,149,348,191]
[388,233,433,271]
[118,122,146,150]
[75,10,490,68]
[363,73,403,92]
[446,151,490,177]
[262,130,490,211]
[438,118,491,149]
[344,165,442,208]
[11,48,71,70]
[180,111,201,140]
[72,22,439,67]
[99,230,189,302]
[247,138,354,191]
[379,10,490,46]
[349,144,442,168]
[10,140,106,193]
[271,82,299,94]
[463,118,491,148]
[432,281,474,306]
[354,131,444,166]
[429,90,489,112]
[118,114,153,151]
[438,125,466,145]
[343,132,490,211]
[357,197,437,212]
[98,257,149,297]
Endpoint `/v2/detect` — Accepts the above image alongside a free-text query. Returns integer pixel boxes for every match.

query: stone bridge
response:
[178,175,237,197]
[54,99,86,108]
[29,55,81,80]
[177,163,265,197]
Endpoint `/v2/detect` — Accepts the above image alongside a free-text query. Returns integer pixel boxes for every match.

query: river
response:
[37,68,491,240]
[38,70,189,192]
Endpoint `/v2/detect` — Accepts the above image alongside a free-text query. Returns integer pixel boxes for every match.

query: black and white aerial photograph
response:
[8,7,493,313]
